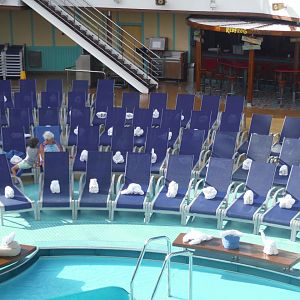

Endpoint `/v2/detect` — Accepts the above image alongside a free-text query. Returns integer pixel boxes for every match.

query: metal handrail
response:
[151,250,193,300]
[130,236,171,300]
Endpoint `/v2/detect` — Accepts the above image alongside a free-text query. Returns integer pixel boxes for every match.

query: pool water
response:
[0,256,299,300]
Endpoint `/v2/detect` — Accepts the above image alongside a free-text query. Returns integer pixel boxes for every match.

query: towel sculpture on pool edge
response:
[183,229,213,245]
[121,183,144,195]
[242,158,252,170]
[113,151,124,164]
[50,180,60,193]
[166,181,178,198]
[10,155,22,165]
[89,178,99,194]
[260,230,278,255]
[134,127,144,137]
[96,111,107,119]
[152,109,159,119]
[151,148,157,164]
[0,232,21,257]
[278,194,295,209]
[279,165,288,176]
[80,150,88,162]
[4,186,14,199]
[203,186,217,200]
[244,190,254,205]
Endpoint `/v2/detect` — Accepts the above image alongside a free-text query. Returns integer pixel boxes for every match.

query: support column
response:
[195,38,202,92]
[246,49,255,104]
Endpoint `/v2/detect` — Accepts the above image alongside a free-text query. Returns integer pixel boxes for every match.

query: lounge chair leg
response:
[290,229,297,242]
[110,208,114,221]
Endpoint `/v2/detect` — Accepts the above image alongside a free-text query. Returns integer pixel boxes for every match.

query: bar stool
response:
[277,80,286,106]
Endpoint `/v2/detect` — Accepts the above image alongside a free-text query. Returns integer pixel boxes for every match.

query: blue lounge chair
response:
[183,157,234,227]
[175,93,195,127]
[149,92,167,126]
[220,161,276,233]
[110,153,153,221]
[2,127,26,153]
[146,155,194,223]
[8,108,32,134]
[34,125,61,146]
[19,79,37,107]
[272,138,300,186]
[0,80,13,109]
[37,152,74,220]
[94,79,114,107]
[68,91,87,110]
[37,108,60,126]
[14,92,35,111]
[200,95,220,127]
[122,92,140,112]
[233,134,273,182]
[46,79,63,105]
[218,111,242,134]
[76,151,114,219]
[190,110,212,141]
[72,80,89,94]
[0,154,35,225]
[257,165,300,241]
[224,95,245,115]
[40,91,61,109]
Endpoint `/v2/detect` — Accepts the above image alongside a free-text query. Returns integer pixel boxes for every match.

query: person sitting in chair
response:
[39,131,62,165]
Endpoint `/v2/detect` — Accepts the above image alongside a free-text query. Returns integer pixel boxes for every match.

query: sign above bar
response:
[242,43,261,50]
[242,36,263,45]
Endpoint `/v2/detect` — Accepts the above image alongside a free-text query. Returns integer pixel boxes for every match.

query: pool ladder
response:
[130,236,193,300]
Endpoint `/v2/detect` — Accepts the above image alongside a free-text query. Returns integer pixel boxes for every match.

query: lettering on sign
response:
[225,27,248,34]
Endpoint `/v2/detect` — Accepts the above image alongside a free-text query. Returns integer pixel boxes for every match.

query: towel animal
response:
[113,151,124,164]
[244,190,254,205]
[242,158,252,170]
[181,114,184,121]
[10,155,22,165]
[183,229,213,245]
[279,165,288,176]
[74,126,78,135]
[126,112,133,120]
[168,132,172,141]
[50,180,60,193]
[80,150,88,162]
[279,194,295,209]
[134,126,144,137]
[4,186,14,199]
[0,232,21,257]
[260,230,278,255]
[121,183,144,195]
[108,127,113,136]
[203,186,217,200]
[166,181,178,198]
[151,148,157,164]
[96,111,107,119]
[152,109,160,119]
[220,230,243,238]
[89,178,99,194]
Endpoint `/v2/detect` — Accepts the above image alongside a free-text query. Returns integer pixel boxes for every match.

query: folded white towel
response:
[50,180,60,193]
[10,155,22,165]
[24,133,31,138]
[134,126,144,137]
[183,229,213,245]
[0,240,21,257]
[279,165,288,176]
[260,230,278,255]
[168,132,172,141]
[96,111,107,119]
[203,186,217,200]
[151,148,157,164]
[80,150,88,162]
[242,158,252,170]
[152,109,160,119]
[108,127,113,136]
[244,190,254,205]
[126,112,133,120]
[113,151,124,164]
[1,232,15,246]
[89,178,99,193]
[220,230,243,238]
[279,194,295,209]
[4,186,14,199]
[121,183,144,195]
[74,126,78,135]
[3,95,7,103]
[166,181,178,198]
[181,114,184,121]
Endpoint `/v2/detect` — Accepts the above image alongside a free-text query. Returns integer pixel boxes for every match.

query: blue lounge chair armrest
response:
[64,123,69,139]
[194,179,204,196]
[272,133,280,145]
[267,187,285,208]
[12,175,24,192]
[257,186,279,213]
[70,145,76,159]
[77,173,86,201]
[38,173,44,202]
[155,176,165,195]
[70,174,74,202]
[109,174,116,198]
[232,182,245,201]
[235,153,247,170]
[116,174,125,194]
[146,176,155,201]
[239,130,248,144]
[202,150,211,166]
[33,108,38,126]
[187,178,196,201]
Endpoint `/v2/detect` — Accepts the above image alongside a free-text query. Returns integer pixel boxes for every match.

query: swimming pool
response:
[0,254,300,300]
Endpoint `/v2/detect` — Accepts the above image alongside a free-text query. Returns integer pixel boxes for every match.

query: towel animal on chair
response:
[50,180,60,193]
[113,151,124,164]
[121,183,144,195]
[183,229,213,245]
[89,178,99,194]
[166,181,178,198]
[0,232,21,257]
[260,230,278,255]
[4,186,14,199]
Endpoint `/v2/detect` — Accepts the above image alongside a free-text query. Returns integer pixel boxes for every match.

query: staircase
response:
[22,0,160,93]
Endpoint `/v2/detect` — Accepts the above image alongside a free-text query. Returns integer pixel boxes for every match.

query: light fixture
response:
[114,0,121,4]
[272,3,287,10]
[210,0,217,10]
[156,0,166,5]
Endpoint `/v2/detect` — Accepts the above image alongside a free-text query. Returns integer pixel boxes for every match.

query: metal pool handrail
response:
[130,236,171,300]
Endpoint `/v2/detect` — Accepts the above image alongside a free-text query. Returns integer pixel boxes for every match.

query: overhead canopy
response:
[187,17,300,37]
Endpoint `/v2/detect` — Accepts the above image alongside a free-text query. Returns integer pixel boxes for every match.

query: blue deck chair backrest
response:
[190,110,211,135]
[176,93,195,120]
[19,80,37,107]
[249,114,272,136]
[44,152,69,194]
[286,166,300,201]
[72,80,89,93]
[34,125,61,145]
[205,157,233,193]
[41,91,61,109]
[219,112,241,133]
[122,92,140,111]
[145,128,168,159]
[0,154,13,188]
[132,108,153,129]
[106,107,126,129]
[179,129,205,166]
[125,153,151,189]
[9,108,31,133]
[149,92,167,110]
[247,134,272,162]
[70,108,91,130]
[2,127,25,152]
[46,79,63,95]
[225,95,244,115]
[14,92,34,109]
[0,80,13,108]
[97,79,114,94]
[212,132,237,159]
[68,91,87,110]
[279,138,300,166]
[38,108,60,126]
[86,151,112,193]
[95,91,114,108]
[111,126,134,153]
[161,109,181,132]
[77,126,99,151]
[165,155,193,189]
[246,161,276,196]
[280,117,300,143]
[201,95,220,125]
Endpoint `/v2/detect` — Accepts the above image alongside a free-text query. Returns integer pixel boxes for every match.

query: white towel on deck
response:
[242,158,252,170]
[279,194,295,209]
[244,190,254,205]
[121,183,144,195]
[89,178,99,193]
[151,148,157,164]
[183,229,213,245]
[203,186,217,200]
[134,126,144,137]
[166,181,178,198]
[74,126,78,135]
[108,127,113,136]
[126,112,133,120]
[10,155,22,165]
[80,150,88,162]
[1,232,15,246]
[279,165,288,176]
[50,180,60,193]
[152,109,160,119]
[113,151,124,164]
[4,186,14,199]
[96,111,107,119]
